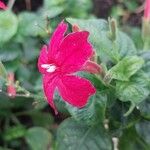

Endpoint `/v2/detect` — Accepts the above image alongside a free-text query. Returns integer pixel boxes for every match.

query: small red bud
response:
[144,0,150,21]
[81,60,102,74]
[72,24,80,32]
[7,72,16,98]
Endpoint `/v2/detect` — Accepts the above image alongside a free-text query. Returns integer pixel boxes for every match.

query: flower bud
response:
[144,0,150,21]
[7,72,16,98]
[109,18,117,41]
[81,60,102,74]
[72,24,80,32]
[142,0,150,50]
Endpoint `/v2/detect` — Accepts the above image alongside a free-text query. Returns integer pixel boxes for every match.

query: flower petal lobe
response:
[49,21,68,58]
[57,31,94,73]
[43,75,58,114]
[57,75,96,107]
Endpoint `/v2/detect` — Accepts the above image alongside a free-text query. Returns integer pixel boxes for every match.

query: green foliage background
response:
[0,0,150,150]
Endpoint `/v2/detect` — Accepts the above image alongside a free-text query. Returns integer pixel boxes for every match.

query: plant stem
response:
[124,103,135,117]
[143,40,149,50]
[7,0,16,10]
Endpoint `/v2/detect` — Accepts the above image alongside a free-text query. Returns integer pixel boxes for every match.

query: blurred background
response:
[0,0,147,149]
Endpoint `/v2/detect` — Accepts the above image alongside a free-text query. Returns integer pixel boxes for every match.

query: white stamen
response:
[41,64,50,69]
[47,66,56,72]
[41,64,56,73]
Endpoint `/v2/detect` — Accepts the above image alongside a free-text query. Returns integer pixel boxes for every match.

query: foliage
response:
[0,0,150,150]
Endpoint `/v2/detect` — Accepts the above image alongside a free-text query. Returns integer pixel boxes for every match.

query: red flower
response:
[144,0,150,21]
[38,21,96,114]
[0,1,7,10]
[7,72,16,98]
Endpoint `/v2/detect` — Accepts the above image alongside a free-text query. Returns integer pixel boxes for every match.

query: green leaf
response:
[127,27,143,49]
[67,18,108,31]
[4,59,20,72]
[30,111,54,128]
[109,101,141,131]
[108,56,144,81]
[0,43,21,61]
[0,94,13,109]
[140,51,150,78]
[119,127,149,150]
[124,0,138,12]
[3,125,26,141]
[116,71,150,104]
[143,62,150,75]
[43,0,63,8]
[40,7,64,18]
[117,32,137,58]
[111,6,124,18]
[18,12,46,37]
[136,120,150,146]
[78,72,107,91]
[16,64,31,82]
[0,11,18,44]
[57,118,112,150]
[139,98,150,119]
[25,127,52,150]
[0,61,7,79]
[66,92,107,125]
[64,0,92,18]
[22,38,39,61]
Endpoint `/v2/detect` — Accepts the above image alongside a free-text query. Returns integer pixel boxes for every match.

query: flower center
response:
[41,64,57,73]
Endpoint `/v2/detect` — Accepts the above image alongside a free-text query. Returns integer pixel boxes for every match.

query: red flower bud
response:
[72,24,80,32]
[144,0,150,21]
[7,72,16,98]
[81,60,102,74]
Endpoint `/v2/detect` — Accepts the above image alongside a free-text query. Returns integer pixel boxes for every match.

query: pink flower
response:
[38,21,96,114]
[144,0,150,21]
[7,72,16,98]
[0,0,7,10]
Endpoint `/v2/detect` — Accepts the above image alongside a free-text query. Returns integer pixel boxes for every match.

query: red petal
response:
[57,75,96,107]
[38,45,48,74]
[48,21,68,58]
[0,1,7,10]
[57,31,94,73]
[43,75,58,114]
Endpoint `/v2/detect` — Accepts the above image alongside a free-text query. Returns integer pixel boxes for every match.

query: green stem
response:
[0,61,7,79]
[124,103,135,117]
[7,0,16,10]
[11,114,21,125]
[143,40,149,50]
